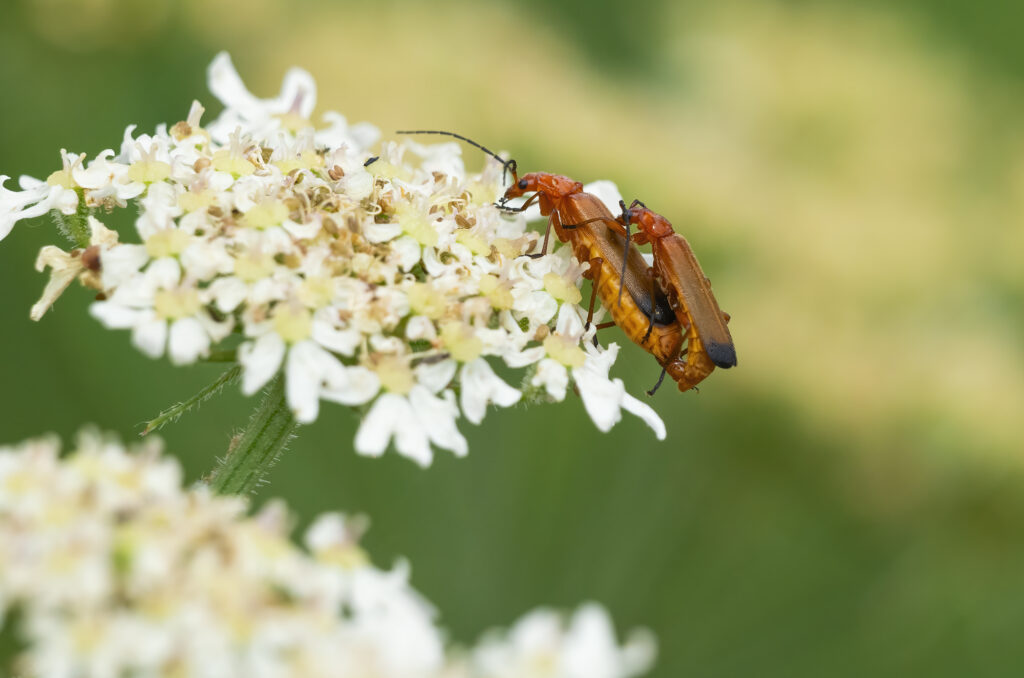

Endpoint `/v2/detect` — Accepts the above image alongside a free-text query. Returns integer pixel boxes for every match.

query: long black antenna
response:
[396,130,518,182]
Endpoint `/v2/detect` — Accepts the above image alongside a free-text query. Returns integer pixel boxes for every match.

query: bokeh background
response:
[2,0,1024,675]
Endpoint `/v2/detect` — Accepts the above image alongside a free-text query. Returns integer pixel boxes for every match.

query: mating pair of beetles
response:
[399,131,737,395]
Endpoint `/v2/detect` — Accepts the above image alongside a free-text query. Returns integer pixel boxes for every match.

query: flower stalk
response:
[141,364,242,435]
[52,190,91,248]
[206,375,298,495]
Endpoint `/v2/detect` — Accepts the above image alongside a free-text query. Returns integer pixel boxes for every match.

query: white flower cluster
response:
[0,52,664,464]
[0,432,656,677]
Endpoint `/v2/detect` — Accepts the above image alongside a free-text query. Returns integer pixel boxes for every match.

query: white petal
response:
[405,139,466,178]
[90,301,148,329]
[311,316,361,356]
[131,316,168,359]
[278,65,318,118]
[348,122,381,150]
[51,186,79,214]
[0,174,53,241]
[167,317,209,365]
[390,235,422,270]
[315,112,357,149]
[514,290,558,325]
[504,345,547,368]
[460,359,521,425]
[583,180,625,215]
[405,316,437,341]
[321,366,381,406]
[209,170,235,191]
[573,364,625,433]
[72,150,127,190]
[284,341,324,423]
[363,221,402,243]
[415,359,457,394]
[98,270,154,308]
[555,302,586,339]
[341,168,374,200]
[145,257,182,289]
[181,240,233,281]
[100,244,149,289]
[207,52,263,117]
[283,218,321,239]
[621,628,659,677]
[238,332,285,395]
[30,246,82,321]
[355,394,432,465]
[563,604,623,678]
[533,358,569,401]
[410,387,467,458]
[620,392,666,441]
[571,342,664,438]
[16,174,45,190]
[196,310,235,344]
[209,277,249,313]
[572,342,624,428]
[86,215,120,247]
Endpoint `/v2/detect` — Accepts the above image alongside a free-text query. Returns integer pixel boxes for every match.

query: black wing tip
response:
[706,341,737,368]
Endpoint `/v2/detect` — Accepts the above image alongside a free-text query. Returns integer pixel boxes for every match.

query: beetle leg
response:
[643,265,657,342]
[527,212,555,259]
[584,256,605,345]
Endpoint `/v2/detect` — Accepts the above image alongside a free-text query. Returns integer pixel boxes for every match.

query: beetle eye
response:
[518,178,528,190]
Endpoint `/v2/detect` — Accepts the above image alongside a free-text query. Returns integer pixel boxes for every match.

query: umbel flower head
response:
[0,430,656,677]
[1,52,664,465]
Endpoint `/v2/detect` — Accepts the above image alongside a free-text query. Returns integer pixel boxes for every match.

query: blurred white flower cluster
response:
[0,52,664,464]
[0,432,656,677]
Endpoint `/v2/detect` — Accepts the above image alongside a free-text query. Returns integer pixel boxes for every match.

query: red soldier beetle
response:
[396,130,685,372]
[610,199,737,393]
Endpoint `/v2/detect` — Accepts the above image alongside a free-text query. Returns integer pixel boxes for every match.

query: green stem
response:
[51,188,91,248]
[206,375,298,495]
[141,365,242,436]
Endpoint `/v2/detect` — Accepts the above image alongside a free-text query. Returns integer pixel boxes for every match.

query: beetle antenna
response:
[396,130,518,183]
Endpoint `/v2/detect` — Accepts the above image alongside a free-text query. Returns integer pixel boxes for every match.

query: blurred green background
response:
[2,0,1024,675]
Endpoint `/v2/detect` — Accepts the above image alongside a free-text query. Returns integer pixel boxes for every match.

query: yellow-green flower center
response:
[375,355,414,394]
[492,238,525,260]
[478,274,514,310]
[396,205,439,247]
[544,334,586,368]
[543,272,582,305]
[178,190,215,213]
[145,229,192,258]
[242,201,290,229]
[272,305,312,344]
[212,149,255,177]
[275,150,324,174]
[126,160,172,184]
[455,230,490,256]
[298,276,334,309]
[440,322,483,363]
[407,282,446,319]
[154,288,201,320]
[234,252,275,282]
[46,169,76,189]
[316,544,370,570]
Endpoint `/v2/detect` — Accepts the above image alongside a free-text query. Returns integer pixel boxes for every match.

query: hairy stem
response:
[51,189,91,248]
[206,375,298,496]
[141,365,242,436]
